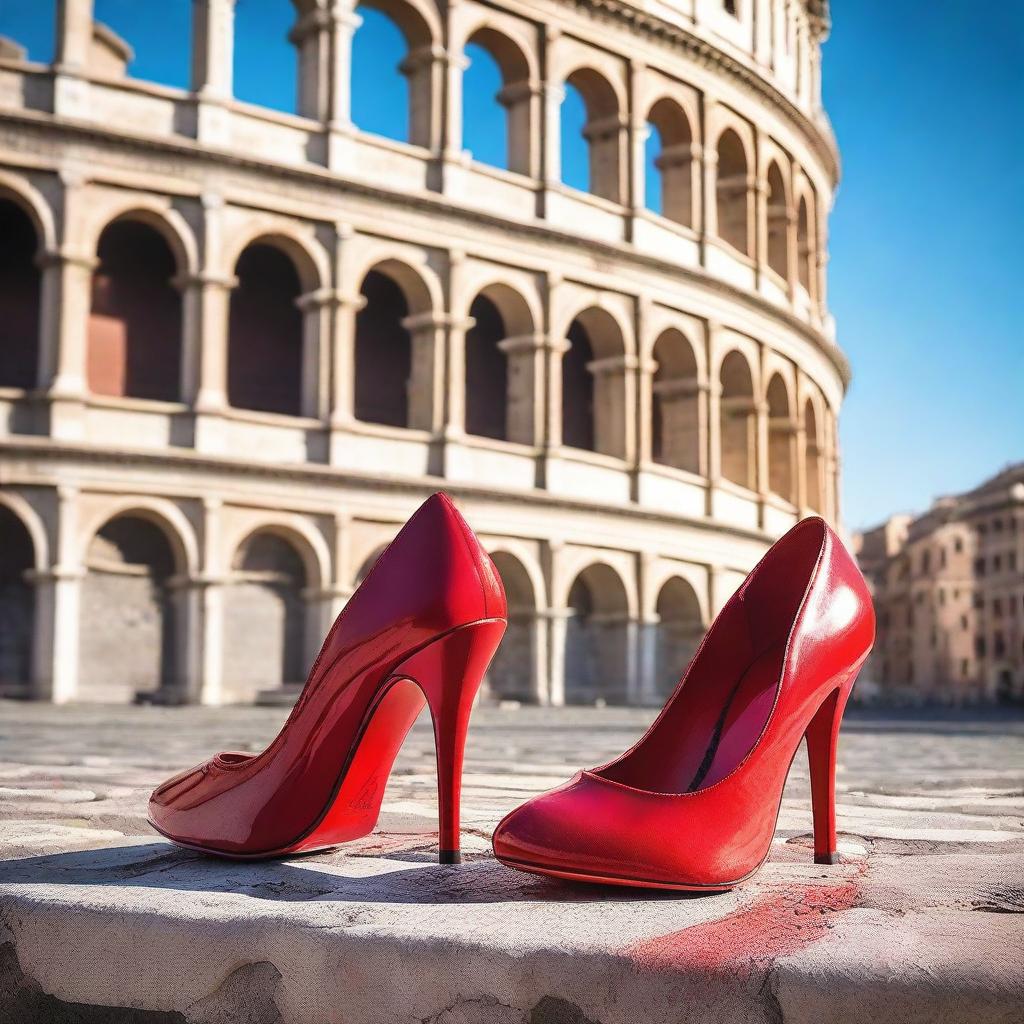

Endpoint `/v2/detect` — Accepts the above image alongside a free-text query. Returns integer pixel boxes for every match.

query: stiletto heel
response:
[387,619,506,863]
[493,516,874,891]
[148,492,507,860]
[805,679,854,865]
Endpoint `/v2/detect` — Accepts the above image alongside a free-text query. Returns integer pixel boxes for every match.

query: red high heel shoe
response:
[149,493,506,863]
[492,516,874,890]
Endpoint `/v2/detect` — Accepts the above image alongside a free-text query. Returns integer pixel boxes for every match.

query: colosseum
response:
[0,0,845,707]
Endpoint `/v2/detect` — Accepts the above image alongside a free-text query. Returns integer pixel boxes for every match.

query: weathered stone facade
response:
[0,0,845,705]
[855,465,1024,704]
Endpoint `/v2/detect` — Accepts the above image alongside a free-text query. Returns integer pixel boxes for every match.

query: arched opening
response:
[652,329,700,473]
[355,269,412,427]
[352,1,433,147]
[465,293,508,440]
[87,219,182,401]
[564,563,630,705]
[79,515,179,702]
[766,161,788,279]
[463,40,506,169]
[715,128,750,256]
[462,29,532,175]
[561,320,595,452]
[0,506,35,695]
[233,0,299,113]
[0,198,40,390]
[222,531,308,702]
[653,577,704,700]
[797,194,814,293]
[719,350,756,490]
[485,551,537,703]
[804,400,822,511]
[767,373,795,503]
[227,243,304,416]
[93,0,192,89]
[561,68,622,203]
[562,308,627,458]
[645,98,694,227]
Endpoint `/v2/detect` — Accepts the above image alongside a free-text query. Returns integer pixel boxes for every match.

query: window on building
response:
[975,636,986,658]
[921,551,931,575]
[954,537,964,553]
[994,598,1003,618]
[939,548,947,569]
[724,0,738,15]
[994,632,1006,657]
[960,615,968,631]
[938,589,946,607]
[974,557,986,576]
[993,519,1004,532]
[973,593,984,610]
[994,554,1003,571]
[1009,552,1018,571]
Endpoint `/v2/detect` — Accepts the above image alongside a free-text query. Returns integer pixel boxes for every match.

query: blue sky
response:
[2,1,1020,528]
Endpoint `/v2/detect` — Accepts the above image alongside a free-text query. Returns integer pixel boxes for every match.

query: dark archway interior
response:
[355,270,411,427]
[562,320,595,451]
[0,506,35,690]
[0,199,41,390]
[465,294,508,440]
[88,220,182,402]
[228,244,303,416]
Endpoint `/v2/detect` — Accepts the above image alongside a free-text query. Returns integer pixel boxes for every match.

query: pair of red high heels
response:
[149,493,874,890]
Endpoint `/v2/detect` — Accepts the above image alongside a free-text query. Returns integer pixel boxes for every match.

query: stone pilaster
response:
[190,0,236,144]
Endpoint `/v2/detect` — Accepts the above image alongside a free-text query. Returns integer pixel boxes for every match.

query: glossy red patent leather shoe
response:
[492,516,874,890]
[149,492,506,863]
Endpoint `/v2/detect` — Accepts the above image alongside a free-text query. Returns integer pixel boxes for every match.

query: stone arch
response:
[463,279,538,444]
[652,327,701,473]
[561,305,629,458]
[0,174,57,253]
[766,372,796,503]
[227,234,321,417]
[84,200,198,279]
[719,349,757,490]
[222,525,321,701]
[79,508,190,702]
[353,257,437,429]
[485,548,540,703]
[653,576,704,700]
[564,561,631,705]
[0,194,42,390]
[0,501,39,694]
[646,97,695,227]
[796,190,815,295]
[353,0,441,148]
[715,127,752,256]
[463,26,534,175]
[562,66,624,203]
[765,160,789,279]
[803,397,823,511]
[87,214,184,402]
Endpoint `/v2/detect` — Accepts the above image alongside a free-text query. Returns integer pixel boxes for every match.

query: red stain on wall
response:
[624,879,860,974]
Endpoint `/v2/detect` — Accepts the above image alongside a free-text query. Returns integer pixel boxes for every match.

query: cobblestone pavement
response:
[1,702,1022,1023]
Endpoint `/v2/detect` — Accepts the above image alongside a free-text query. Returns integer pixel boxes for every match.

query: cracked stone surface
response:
[0,702,1022,1024]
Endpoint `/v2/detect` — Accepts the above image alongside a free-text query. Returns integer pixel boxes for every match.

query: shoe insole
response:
[686,640,786,792]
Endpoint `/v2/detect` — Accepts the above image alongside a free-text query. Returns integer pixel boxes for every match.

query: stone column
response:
[187,271,237,452]
[755,396,770,514]
[654,377,707,475]
[705,376,723,515]
[402,312,449,434]
[627,62,648,218]
[540,608,571,707]
[196,498,224,705]
[636,613,661,706]
[53,0,94,117]
[164,574,206,703]
[296,288,334,421]
[587,354,637,461]
[29,486,83,703]
[584,115,628,205]
[656,143,701,228]
[39,248,96,441]
[702,146,718,249]
[498,79,541,178]
[754,174,769,284]
[327,292,366,460]
[190,0,236,144]
[794,411,809,512]
[497,333,546,446]
[401,43,446,151]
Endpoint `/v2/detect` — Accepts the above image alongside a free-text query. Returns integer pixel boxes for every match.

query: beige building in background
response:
[0,0,845,706]
[855,465,1024,704]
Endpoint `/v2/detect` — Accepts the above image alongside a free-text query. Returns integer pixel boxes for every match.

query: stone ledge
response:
[1,704,1022,1023]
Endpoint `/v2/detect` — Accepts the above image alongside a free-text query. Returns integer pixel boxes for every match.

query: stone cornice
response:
[0,110,849,387]
[0,437,776,549]
[567,0,840,183]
